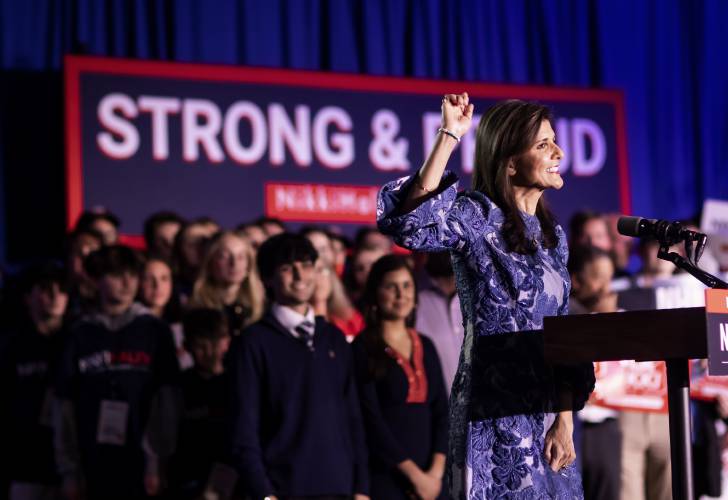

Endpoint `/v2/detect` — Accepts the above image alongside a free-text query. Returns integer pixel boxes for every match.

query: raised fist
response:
[441,92,474,138]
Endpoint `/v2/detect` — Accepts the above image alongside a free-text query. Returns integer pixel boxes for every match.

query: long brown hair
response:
[360,255,416,379]
[472,100,559,254]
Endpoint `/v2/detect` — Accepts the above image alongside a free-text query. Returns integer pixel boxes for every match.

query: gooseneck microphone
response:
[617,216,708,264]
[617,215,727,289]
[617,216,689,242]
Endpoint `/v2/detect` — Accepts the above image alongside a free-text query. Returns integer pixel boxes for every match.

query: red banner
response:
[264,182,378,223]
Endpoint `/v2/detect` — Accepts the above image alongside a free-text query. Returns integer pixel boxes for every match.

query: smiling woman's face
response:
[510,119,565,191]
[375,267,416,321]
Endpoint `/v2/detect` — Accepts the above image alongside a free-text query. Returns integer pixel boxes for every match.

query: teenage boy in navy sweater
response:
[53,245,180,500]
[228,233,369,500]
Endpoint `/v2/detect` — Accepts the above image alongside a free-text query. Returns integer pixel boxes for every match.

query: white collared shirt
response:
[271,303,315,339]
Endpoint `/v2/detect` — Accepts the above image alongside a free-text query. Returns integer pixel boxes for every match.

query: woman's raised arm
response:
[400,92,474,213]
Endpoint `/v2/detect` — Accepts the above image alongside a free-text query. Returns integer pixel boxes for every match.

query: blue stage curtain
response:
[1,0,727,223]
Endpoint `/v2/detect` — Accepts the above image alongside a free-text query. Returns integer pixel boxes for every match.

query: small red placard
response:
[265,182,379,223]
[590,361,668,413]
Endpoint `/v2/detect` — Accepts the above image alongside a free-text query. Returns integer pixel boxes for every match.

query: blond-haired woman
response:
[189,231,265,335]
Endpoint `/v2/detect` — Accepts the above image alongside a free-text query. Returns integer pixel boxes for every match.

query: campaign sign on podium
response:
[706,289,728,375]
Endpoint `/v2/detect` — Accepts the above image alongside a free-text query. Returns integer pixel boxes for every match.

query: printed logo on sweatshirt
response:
[78,350,152,373]
[16,360,49,377]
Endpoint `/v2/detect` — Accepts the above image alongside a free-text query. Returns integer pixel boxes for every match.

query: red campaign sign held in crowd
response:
[590,361,669,413]
[590,358,728,412]
[690,360,728,402]
[64,56,630,238]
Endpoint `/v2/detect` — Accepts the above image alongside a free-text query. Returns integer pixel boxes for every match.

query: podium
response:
[543,307,707,500]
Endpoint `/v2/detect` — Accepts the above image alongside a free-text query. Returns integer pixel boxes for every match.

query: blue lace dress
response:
[377,171,592,500]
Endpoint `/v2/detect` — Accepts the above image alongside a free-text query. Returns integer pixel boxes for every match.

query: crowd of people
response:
[0,202,725,500]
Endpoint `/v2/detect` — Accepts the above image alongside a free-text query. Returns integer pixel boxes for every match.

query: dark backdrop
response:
[1,0,727,266]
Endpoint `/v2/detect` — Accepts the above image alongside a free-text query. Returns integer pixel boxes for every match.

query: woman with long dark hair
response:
[139,256,192,369]
[353,255,448,499]
[377,95,594,498]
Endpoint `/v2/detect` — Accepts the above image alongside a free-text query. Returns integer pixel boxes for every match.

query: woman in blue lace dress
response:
[377,95,594,499]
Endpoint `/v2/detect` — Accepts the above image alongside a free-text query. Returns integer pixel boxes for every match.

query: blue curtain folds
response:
[1,0,727,262]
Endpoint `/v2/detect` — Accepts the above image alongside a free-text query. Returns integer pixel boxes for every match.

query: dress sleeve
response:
[377,171,487,253]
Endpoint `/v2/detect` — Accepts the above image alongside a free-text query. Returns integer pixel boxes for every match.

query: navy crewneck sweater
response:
[227,312,368,498]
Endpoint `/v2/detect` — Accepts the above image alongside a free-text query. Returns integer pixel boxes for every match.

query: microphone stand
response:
[655,243,728,500]
[657,247,728,290]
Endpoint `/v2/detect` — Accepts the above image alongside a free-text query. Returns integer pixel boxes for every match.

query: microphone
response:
[616,216,686,241]
[617,216,708,263]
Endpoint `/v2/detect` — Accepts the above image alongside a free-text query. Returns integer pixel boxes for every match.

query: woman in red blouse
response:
[352,254,449,500]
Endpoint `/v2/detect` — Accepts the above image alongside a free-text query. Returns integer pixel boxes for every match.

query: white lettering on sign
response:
[554,118,606,176]
[97,93,140,159]
[369,110,409,171]
[265,183,378,222]
[95,93,357,167]
[721,323,728,352]
[655,282,706,310]
[138,96,181,160]
[268,103,311,166]
[422,113,607,178]
[95,93,611,176]
[312,106,354,169]
[571,119,606,176]
[182,99,224,163]
[622,361,664,391]
[223,101,267,165]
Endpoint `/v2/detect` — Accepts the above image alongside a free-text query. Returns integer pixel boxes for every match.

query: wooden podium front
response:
[544,307,707,500]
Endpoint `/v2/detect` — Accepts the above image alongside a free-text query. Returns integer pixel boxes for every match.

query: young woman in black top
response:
[189,231,265,336]
[353,255,449,500]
